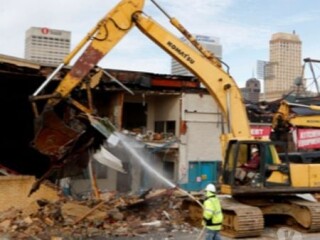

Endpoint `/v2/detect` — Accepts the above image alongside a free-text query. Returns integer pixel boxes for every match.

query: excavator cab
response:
[221,140,291,195]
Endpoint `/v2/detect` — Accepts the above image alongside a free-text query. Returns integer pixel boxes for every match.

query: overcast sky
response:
[1,0,320,88]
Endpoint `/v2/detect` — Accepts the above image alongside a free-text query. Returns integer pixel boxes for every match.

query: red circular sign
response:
[41,28,49,34]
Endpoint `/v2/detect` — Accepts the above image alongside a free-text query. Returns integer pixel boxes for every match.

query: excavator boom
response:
[272,100,320,128]
[31,0,251,160]
[132,12,250,140]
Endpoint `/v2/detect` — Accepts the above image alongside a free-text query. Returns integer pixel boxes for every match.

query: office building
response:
[25,27,71,65]
[264,32,302,100]
[242,77,261,103]
[171,34,222,76]
[256,60,268,80]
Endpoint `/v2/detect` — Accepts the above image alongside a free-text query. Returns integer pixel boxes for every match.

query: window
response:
[154,121,176,134]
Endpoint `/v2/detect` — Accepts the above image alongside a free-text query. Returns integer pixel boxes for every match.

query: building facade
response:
[264,32,302,100]
[171,35,222,76]
[25,27,71,65]
[241,77,261,103]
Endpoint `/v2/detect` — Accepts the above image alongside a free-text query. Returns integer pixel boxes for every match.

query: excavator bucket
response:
[32,110,83,160]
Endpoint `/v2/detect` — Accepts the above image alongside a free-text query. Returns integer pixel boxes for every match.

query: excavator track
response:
[220,197,264,238]
[288,198,320,232]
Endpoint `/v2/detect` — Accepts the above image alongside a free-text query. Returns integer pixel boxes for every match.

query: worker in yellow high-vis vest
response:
[202,183,223,240]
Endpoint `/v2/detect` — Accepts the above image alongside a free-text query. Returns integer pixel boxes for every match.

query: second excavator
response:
[272,100,320,139]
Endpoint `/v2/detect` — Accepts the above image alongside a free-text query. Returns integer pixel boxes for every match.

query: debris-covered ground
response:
[2,176,320,239]
[0,186,203,240]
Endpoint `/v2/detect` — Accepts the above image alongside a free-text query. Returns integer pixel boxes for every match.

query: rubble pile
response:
[0,189,202,239]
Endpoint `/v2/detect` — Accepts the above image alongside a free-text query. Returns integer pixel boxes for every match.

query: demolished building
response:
[0,54,225,196]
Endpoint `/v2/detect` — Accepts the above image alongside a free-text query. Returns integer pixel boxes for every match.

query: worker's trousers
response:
[205,229,221,240]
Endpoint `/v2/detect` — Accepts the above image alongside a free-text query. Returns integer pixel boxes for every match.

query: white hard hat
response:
[251,148,258,154]
[205,183,216,192]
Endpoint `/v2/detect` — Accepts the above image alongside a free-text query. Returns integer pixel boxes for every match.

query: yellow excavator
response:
[271,100,320,141]
[29,0,320,238]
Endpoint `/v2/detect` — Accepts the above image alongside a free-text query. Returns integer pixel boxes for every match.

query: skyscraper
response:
[264,32,302,100]
[171,35,222,76]
[25,27,71,66]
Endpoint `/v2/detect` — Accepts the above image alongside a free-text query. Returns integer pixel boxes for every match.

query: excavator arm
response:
[132,11,251,140]
[30,0,251,161]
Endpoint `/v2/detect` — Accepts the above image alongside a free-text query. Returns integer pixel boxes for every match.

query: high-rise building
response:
[264,32,302,100]
[25,27,71,66]
[256,60,268,80]
[171,35,222,76]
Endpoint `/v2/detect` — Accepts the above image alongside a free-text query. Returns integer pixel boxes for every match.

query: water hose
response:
[175,187,205,240]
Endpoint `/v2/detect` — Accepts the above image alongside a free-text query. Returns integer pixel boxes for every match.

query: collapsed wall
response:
[0,175,58,212]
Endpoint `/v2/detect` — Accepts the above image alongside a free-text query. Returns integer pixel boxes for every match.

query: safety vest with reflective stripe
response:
[203,192,223,231]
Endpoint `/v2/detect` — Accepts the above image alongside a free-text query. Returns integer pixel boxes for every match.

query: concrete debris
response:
[0,188,202,239]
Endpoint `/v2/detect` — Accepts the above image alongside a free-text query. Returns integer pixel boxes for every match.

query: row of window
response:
[27,49,68,55]
[31,39,69,45]
[31,36,70,42]
[30,56,62,61]
[31,42,69,48]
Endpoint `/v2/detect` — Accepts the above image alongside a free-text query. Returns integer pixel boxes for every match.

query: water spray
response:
[114,132,203,209]
[87,114,205,238]
[86,114,203,206]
